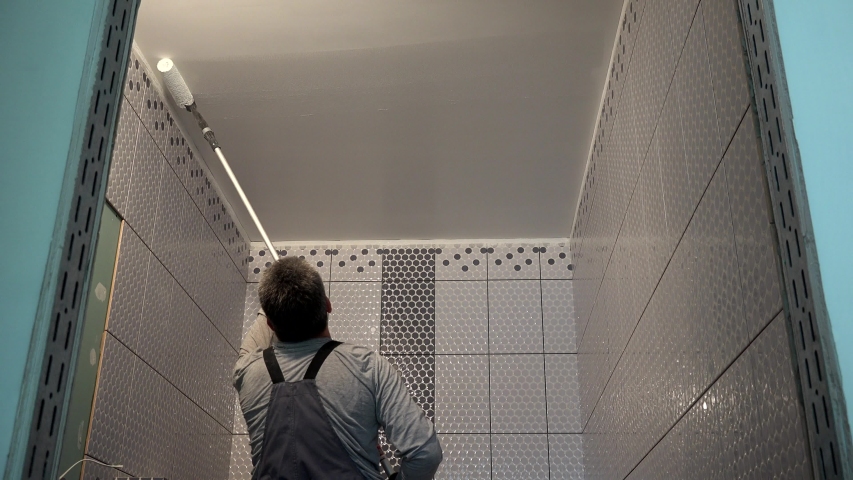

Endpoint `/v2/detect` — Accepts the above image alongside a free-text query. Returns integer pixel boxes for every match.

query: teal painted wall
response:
[0,0,99,474]
[774,0,853,421]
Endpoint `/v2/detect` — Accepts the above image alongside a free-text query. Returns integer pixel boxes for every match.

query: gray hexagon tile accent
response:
[106,98,140,214]
[489,355,546,433]
[539,243,573,279]
[435,281,488,354]
[381,278,435,355]
[435,245,487,280]
[723,115,783,339]
[545,355,582,433]
[491,434,549,480]
[331,246,382,281]
[328,282,381,351]
[435,355,489,433]
[385,355,435,421]
[487,244,541,280]
[549,434,584,480]
[542,280,577,353]
[489,280,543,354]
[381,246,436,283]
[378,428,403,473]
[107,226,152,350]
[434,434,491,480]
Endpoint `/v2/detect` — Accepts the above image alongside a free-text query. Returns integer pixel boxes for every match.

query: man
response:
[234,257,442,479]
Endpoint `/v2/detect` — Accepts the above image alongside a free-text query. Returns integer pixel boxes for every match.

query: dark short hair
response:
[258,257,328,342]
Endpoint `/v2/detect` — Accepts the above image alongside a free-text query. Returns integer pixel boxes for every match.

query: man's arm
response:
[374,353,442,480]
[238,311,276,359]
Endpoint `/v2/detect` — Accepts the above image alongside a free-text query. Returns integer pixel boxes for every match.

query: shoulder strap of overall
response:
[263,347,286,384]
[303,341,342,380]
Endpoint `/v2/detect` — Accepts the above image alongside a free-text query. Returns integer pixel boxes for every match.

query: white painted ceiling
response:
[134,0,623,242]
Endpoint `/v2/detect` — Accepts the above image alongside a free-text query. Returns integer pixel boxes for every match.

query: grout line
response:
[122,221,239,354]
[486,249,494,480]
[539,248,552,477]
[621,307,783,479]
[123,92,250,280]
[104,331,236,435]
[580,105,751,435]
[576,0,701,350]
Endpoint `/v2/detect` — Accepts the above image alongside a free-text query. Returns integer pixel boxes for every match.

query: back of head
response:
[258,256,328,342]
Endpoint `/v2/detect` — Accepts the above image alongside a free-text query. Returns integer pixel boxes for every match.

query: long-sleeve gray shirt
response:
[233,314,442,480]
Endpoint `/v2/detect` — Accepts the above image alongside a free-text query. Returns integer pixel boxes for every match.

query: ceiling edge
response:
[571,0,631,236]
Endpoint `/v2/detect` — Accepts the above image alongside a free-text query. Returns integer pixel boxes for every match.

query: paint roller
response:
[157,58,279,261]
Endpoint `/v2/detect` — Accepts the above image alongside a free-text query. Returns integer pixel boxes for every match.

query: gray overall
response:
[256,341,367,480]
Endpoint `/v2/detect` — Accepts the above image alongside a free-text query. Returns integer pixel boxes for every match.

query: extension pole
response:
[212,146,279,260]
[157,58,279,261]
[192,103,279,261]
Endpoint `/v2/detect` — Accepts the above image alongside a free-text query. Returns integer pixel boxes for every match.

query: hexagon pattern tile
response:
[549,434,584,480]
[491,434,550,480]
[490,355,547,433]
[386,354,435,421]
[435,355,490,433]
[435,245,487,280]
[331,246,382,281]
[109,17,809,476]
[247,244,332,282]
[329,282,381,351]
[228,434,253,480]
[723,117,784,339]
[487,244,542,280]
[564,0,812,477]
[230,240,581,477]
[106,98,140,213]
[435,281,488,354]
[96,48,247,480]
[435,434,491,480]
[545,355,582,433]
[539,244,574,279]
[542,281,577,353]
[489,280,543,353]
[381,247,436,354]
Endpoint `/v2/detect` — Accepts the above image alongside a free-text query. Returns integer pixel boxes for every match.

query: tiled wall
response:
[571,0,812,478]
[84,45,250,479]
[230,241,580,480]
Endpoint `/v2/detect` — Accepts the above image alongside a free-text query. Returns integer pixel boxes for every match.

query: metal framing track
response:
[19,1,139,479]
[738,0,852,478]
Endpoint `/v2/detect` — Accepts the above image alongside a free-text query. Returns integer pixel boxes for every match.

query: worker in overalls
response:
[234,257,442,479]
